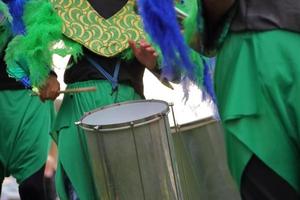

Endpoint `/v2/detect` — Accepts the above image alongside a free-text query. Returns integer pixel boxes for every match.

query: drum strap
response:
[86,55,121,94]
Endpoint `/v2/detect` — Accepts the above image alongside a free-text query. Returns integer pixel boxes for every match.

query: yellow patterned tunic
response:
[50,0,145,57]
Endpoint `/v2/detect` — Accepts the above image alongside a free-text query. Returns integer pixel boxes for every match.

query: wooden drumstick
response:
[58,86,97,94]
[31,86,97,96]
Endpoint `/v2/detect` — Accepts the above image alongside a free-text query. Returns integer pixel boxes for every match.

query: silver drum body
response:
[78,100,182,200]
[172,117,241,200]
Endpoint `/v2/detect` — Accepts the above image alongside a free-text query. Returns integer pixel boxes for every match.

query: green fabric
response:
[178,0,200,44]
[215,30,300,192]
[53,80,141,200]
[0,90,54,183]
[176,0,206,87]
[0,0,83,87]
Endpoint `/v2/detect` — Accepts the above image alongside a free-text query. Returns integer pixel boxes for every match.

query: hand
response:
[39,74,60,102]
[129,39,158,71]
[44,155,57,178]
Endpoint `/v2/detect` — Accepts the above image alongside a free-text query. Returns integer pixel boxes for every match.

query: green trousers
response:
[53,80,141,200]
[0,89,53,183]
[215,30,300,192]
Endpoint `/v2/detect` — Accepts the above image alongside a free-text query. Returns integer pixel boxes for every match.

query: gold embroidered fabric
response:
[51,0,145,57]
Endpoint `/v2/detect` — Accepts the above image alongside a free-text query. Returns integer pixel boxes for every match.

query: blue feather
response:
[7,0,26,35]
[202,57,216,103]
[20,75,31,88]
[138,0,195,81]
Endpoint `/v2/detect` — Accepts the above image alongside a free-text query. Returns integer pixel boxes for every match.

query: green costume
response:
[50,0,149,199]
[0,0,64,88]
[0,0,56,188]
[54,81,141,199]
[0,90,54,183]
[137,0,300,197]
[50,0,145,57]
[215,30,300,192]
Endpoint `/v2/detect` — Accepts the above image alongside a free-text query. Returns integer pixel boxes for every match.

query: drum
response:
[77,100,182,200]
[172,117,241,200]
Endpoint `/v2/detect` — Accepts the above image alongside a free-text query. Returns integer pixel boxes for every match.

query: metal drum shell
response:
[172,117,241,200]
[78,100,182,200]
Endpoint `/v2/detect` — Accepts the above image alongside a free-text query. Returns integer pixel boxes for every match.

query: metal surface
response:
[172,117,241,200]
[80,100,182,200]
[79,99,170,130]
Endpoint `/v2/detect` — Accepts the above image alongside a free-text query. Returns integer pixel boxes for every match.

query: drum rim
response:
[78,99,170,131]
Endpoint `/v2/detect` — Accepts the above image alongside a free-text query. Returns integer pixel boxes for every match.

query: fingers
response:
[145,46,156,53]
[141,40,157,55]
[139,39,151,48]
[39,88,59,102]
[128,39,138,52]
[128,39,135,48]
[38,75,60,102]
[129,39,158,70]
[130,39,157,56]
[140,40,156,54]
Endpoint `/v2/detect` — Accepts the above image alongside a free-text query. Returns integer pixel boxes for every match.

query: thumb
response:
[128,40,138,53]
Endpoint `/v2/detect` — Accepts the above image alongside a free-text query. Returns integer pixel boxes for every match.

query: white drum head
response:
[80,100,169,129]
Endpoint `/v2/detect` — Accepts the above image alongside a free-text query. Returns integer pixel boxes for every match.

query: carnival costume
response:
[0,0,57,198]
[47,0,160,199]
[138,0,300,198]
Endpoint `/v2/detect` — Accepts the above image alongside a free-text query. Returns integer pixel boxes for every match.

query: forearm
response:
[203,0,236,24]
[48,141,58,162]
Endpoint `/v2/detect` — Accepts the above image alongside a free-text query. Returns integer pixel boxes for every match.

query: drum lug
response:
[75,121,81,126]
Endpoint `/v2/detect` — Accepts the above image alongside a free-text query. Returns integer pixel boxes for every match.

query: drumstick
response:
[58,86,97,94]
[31,86,97,96]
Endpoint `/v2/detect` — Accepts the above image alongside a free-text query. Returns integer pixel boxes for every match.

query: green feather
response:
[5,0,63,87]
[120,48,134,61]
[0,0,12,23]
[0,1,12,53]
[53,36,83,64]
[182,0,200,43]
[190,49,204,87]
